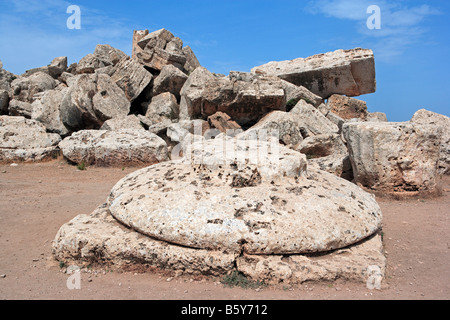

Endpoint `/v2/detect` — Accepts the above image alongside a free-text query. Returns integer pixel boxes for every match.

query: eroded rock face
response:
[0,116,61,162]
[0,63,14,115]
[31,86,70,136]
[252,48,376,99]
[344,122,442,194]
[179,67,286,126]
[207,111,242,134]
[281,80,323,110]
[10,72,56,104]
[182,46,201,74]
[166,120,210,144]
[289,100,339,137]
[237,233,385,285]
[237,111,303,148]
[23,56,68,79]
[183,136,307,180]
[150,64,188,100]
[100,115,145,131]
[77,45,127,74]
[110,57,153,102]
[143,92,179,124]
[297,133,352,180]
[327,94,368,120]
[135,28,187,72]
[52,205,237,275]
[411,109,450,175]
[8,99,33,118]
[132,30,149,60]
[132,29,201,74]
[59,129,169,166]
[94,45,128,67]
[367,112,388,123]
[60,73,130,130]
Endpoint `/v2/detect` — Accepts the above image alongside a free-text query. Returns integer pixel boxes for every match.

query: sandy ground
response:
[0,159,449,300]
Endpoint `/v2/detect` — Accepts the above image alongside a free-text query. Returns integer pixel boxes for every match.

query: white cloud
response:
[306,0,373,20]
[305,0,442,62]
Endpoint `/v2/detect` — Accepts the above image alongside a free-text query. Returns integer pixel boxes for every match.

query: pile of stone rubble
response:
[1,28,448,285]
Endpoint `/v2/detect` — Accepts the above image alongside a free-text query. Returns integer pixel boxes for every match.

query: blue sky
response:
[0,0,448,121]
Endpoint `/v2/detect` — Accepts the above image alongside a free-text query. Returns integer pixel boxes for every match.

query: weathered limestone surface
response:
[179,67,286,126]
[60,73,130,130]
[0,116,61,162]
[8,99,33,118]
[237,111,303,148]
[182,46,201,74]
[207,111,242,134]
[31,86,70,136]
[100,115,145,131]
[289,100,339,137]
[411,109,450,175]
[327,94,368,120]
[150,64,188,100]
[237,234,385,285]
[183,136,307,180]
[135,28,187,71]
[143,92,179,125]
[367,112,388,122]
[252,48,376,99]
[77,45,127,74]
[52,205,385,285]
[108,148,381,255]
[343,122,442,193]
[297,133,352,180]
[23,56,68,79]
[132,30,149,60]
[281,80,323,110]
[0,63,15,115]
[10,72,56,103]
[59,129,169,166]
[94,45,128,67]
[52,205,237,275]
[110,57,153,102]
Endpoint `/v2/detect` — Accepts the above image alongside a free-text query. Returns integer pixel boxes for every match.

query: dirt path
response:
[0,160,449,300]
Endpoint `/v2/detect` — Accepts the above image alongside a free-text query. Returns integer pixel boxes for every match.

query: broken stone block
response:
[327,94,368,120]
[252,48,376,99]
[59,129,169,167]
[207,111,242,134]
[411,109,450,175]
[0,116,61,163]
[179,67,286,126]
[343,121,442,194]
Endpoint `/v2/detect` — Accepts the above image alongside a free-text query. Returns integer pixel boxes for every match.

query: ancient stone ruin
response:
[1,28,448,285]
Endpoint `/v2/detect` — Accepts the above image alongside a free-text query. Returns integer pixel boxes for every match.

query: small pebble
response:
[0,274,6,278]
